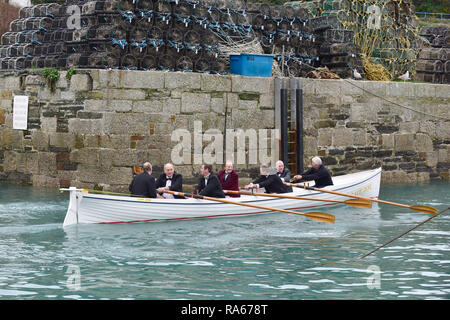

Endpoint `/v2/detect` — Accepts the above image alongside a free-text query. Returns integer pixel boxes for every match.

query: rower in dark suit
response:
[156,163,184,199]
[194,163,226,198]
[245,164,289,194]
[129,162,157,198]
[275,160,293,192]
[292,156,333,188]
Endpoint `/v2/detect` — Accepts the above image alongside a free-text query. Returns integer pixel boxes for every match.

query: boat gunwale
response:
[79,168,382,206]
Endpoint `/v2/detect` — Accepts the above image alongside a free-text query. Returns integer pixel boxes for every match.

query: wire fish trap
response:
[87,52,118,68]
[10,19,26,32]
[140,54,158,69]
[47,42,65,55]
[158,54,176,70]
[136,9,154,28]
[19,6,34,19]
[416,60,443,73]
[173,1,193,16]
[318,29,354,43]
[310,15,341,32]
[120,53,138,69]
[6,56,26,69]
[176,55,193,71]
[155,0,173,14]
[418,48,447,61]
[130,40,148,57]
[119,10,138,28]
[1,32,19,46]
[415,71,443,84]
[136,0,154,11]
[23,17,54,31]
[194,57,210,72]
[202,44,219,59]
[17,30,46,44]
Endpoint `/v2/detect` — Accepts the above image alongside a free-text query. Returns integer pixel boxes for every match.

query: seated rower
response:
[129,162,157,198]
[217,160,240,198]
[275,160,292,192]
[292,156,333,188]
[245,164,289,194]
[194,163,225,198]
[156,163,184,199]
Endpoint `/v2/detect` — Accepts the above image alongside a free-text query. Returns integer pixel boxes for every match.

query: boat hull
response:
[62,168,381,227]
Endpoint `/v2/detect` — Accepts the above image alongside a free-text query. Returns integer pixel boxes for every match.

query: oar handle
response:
[168,191,334,223]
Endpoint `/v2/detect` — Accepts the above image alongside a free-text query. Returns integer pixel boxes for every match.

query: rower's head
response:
[143,162,152,174]
[201,163,213,176]
[311,156,322,169]
[164,163,174,178]
[224,160,233,174]
[275,160,284,173]
[260,164,270,176]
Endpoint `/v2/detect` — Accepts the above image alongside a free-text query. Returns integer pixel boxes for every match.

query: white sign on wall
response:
[12,95,29,130]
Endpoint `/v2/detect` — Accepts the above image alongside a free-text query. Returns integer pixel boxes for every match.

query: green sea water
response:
[0,180,449,300]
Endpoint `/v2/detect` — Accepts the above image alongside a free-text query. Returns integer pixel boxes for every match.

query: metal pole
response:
[296,87,303,174]
[280,88,288,165]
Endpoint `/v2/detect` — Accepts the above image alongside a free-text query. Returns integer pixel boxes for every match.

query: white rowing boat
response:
[61,167,381,227]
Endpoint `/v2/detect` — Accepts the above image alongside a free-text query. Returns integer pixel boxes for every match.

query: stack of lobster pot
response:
[415,26,449,84]
[246,3,319,77]
[0,3,68,70]
[315,23,364,78]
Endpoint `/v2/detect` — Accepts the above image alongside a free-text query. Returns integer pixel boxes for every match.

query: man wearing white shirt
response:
[156,163,184,199]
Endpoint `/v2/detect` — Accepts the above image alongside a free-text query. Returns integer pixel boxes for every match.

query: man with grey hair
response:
[129,162,157,198]
[156,163,183,199]
[292,156,333,188]
[245,164,289,194]
[275,160,292,192]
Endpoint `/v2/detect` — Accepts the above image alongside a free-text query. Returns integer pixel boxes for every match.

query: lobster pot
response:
[317,29,354,43]
[88,52,120,69]
[140,54,158,70]
[136,0,154,11]
[322,0,350,11]
[175,55,193,71]
[416,60,443,73]
[415,72,443,84]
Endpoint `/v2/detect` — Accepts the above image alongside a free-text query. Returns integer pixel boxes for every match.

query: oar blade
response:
[410,205,438,215]
[304,212,335,224]
[344,199,372,209]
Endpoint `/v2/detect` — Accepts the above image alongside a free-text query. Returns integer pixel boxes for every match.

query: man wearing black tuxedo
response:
[156,163,184,199]
[275,160,293,192]
[245,164,289,194]
[194,163,225,198]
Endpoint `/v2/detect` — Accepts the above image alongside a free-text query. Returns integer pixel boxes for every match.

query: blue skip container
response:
[229,53,273,77]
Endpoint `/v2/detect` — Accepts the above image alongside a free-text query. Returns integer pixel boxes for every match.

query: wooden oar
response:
[224,190,372,209]
[165,191,335,224]
[285,182,438,215]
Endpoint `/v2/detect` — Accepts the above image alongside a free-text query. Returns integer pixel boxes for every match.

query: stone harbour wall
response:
[0,69,448,192]
[300,79,449,183]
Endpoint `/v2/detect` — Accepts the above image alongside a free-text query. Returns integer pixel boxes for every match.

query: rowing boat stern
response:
[62,187,79,227]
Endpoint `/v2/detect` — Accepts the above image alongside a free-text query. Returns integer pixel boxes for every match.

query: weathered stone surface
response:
[231,75,271,94]
[181,92,211,114]
[200,74,232,92]
[165,72,201,90]
[103,113,149,135]
[333,128,353,147]
[394,133,415,151]
[0,69,449,190]
[70,74,93,92]
[119,70,165,89]
[414,133,433,152]
[68,118,103,134]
